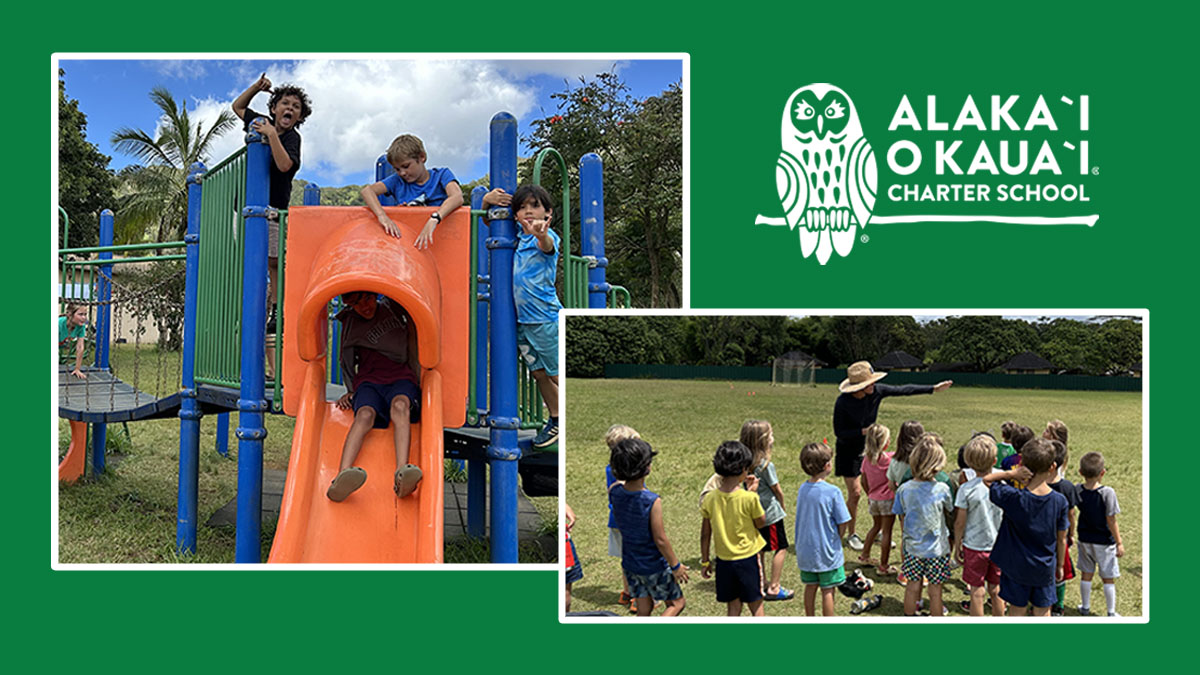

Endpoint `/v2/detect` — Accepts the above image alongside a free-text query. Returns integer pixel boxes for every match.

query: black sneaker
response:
[532,419,558,448]
[1051,605,1064,617]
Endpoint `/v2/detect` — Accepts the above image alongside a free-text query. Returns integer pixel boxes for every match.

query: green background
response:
[18,0,1186,670]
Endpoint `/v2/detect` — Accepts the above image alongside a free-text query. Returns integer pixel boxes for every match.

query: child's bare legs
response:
[969,584,988,616]
[861,514,883,562]
[565,583,572,613]
[844,475,862,539]
[265,262,278,379]
[635,596,654,617]
[390,394,412,467]
[804,585,834,616]
[530,369,559,417]
[339,407,376,470]
[988,582,1005,616]
[904,577,923,615]
[878,515,895,572]
[748,599,765,617]
[767,549,786,595]
[927,583,944,617]
[803,584,818,616]
[818,587,835,616]
[661,597,686,617]
[726,598,743,617]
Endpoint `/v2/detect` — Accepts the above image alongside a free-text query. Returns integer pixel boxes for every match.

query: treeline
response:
[565,315,1142,378]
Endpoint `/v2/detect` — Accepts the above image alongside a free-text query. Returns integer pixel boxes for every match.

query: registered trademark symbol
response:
[1092,166,1100,175]
[860,234,869,243]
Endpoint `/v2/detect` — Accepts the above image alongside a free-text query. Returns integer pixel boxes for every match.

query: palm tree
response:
[110,86,238,243]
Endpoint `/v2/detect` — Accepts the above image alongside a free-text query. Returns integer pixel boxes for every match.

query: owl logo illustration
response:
[776,83,877,264]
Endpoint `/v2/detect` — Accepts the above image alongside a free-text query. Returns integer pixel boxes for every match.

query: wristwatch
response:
[430,212,442,222]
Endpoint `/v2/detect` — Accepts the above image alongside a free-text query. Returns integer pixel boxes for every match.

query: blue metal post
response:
[215,412,229,457]
[92,209,114,474]
[469,185,488,539]
[580,153,609,308]
[487,113,521,563]
[177,163,204,554]
[235,122,271,563]
[303,183,321,206]
[375,155,397,206]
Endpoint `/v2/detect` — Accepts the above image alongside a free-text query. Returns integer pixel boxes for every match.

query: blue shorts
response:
[715,556,763,604]
[565,539,583,584]
[517,322,558,376]
[353,379,421,429]
[624,566,683,602]
[999,575,1057,609]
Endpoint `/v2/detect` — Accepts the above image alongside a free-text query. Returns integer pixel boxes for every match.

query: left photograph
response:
[53,54,686,565]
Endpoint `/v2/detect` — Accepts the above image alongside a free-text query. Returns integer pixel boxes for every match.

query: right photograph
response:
[562,312,1145,621]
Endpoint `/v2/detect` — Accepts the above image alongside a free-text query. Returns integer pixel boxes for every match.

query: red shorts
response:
[962,547,1002,588]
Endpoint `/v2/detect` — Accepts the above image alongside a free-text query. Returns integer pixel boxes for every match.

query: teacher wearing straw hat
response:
[833,361,952,551]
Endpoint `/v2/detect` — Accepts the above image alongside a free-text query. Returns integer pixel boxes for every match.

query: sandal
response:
[764,588,796,601]
[876,565,898,576]
[327,467,367,502]
[394,464,423,498]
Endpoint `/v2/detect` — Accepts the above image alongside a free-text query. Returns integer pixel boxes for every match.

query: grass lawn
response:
[57,344,556,564]
[564,378,1144,618]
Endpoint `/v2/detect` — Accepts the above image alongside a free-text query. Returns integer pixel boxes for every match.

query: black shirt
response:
[243,108,301,210]
[832,383,934,455]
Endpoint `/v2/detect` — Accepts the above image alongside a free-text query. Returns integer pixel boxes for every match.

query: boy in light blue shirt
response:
[482,184,563,447]
[794,441,851,616]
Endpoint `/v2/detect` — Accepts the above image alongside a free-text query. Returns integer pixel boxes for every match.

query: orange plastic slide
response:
[58,420,88,483]
[268,206,468,563]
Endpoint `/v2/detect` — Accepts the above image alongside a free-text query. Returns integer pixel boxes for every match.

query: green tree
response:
[940,316,1040,373]
[1096,318,1142,374]
[524,72,683,307]
[58,69,116,249]
[1039,318,1103,374]
[111,86,238,243]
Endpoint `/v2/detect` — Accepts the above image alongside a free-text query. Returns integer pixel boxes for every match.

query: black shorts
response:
[758,519,790,552]
[835,448,864,477]
[715,555,763,604]
[353,379,421,428]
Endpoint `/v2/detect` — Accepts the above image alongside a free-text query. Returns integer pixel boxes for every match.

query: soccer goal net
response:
[772,358,816,386]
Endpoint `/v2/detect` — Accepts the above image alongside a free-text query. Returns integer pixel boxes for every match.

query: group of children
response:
[567,417,1126,618]
[61,74,565,505]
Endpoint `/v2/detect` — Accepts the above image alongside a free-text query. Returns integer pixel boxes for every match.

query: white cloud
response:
[153,60,209,80]
[189,59,540,185]
[488,59,627,80]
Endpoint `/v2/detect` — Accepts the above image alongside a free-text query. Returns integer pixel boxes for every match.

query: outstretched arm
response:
[233,74,271,121]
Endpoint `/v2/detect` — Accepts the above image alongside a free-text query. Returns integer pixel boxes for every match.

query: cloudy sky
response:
[57,56,684,187]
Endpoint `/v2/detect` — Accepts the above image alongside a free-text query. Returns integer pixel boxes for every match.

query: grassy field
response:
[565,378,1144,618]
[57,344,556,564]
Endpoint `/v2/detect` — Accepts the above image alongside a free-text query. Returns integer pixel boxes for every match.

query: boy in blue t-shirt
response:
[361,134,464,249]
[481,185,564,448]
[608,437,689,616]
[793,441,852,617]
[982,438,1069,617]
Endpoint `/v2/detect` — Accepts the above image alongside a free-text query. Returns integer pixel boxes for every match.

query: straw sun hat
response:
[838,360,887,393]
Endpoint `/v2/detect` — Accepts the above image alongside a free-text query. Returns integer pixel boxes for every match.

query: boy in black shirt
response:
[232,74,312,379]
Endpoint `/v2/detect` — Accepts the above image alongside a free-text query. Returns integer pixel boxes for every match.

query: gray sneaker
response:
[1107,611,1121,617]
[847,534,865,551]
[1077,604,1092,616]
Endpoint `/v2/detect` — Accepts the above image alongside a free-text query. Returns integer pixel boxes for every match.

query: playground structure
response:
[57,112,629,563]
